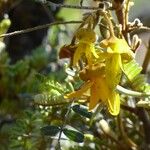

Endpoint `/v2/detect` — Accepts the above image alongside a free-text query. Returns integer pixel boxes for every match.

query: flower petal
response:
[106,54,122,89]
[100,36,135,61]
[107,92,120,116]
[90,44,99,58]
[108,37,135,60]
[85,46,93,67]
[89,78,109,110]
[85,44,99,66]
[64,81,93,99]
[73,45,83,66]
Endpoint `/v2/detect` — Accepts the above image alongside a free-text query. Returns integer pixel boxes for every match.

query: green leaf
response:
[45,80,66,93]
[123,60,142,81]
[34,92,69,106]
[72,104,92,118]
[39,79,69,94]
[123,60,150,92]
[41,125,60,136]
[63,128,84,143]
[131,74,146,91]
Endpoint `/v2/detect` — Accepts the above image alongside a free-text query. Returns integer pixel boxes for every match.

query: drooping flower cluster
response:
[72,28,99,67]
[60,26,135,116]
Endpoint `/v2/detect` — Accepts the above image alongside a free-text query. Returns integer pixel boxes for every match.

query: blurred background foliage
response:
[0,0,150,150]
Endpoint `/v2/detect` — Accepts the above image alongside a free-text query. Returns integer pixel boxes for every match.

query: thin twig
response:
[98,119,125,149]
[102,12,115,37]
[124,0,130,31]
[34,101,71,107]
[136,107,150,149]
[114,0,124,31]
[44,1,102,10]
[117,114,138,149]
[0,20,82,38]
[56,81,75,149]
[57,101,74,149]
[140,26,150,30]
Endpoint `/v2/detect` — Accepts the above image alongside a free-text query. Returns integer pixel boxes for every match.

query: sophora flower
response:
[65,64,120,116]
[100,36,135,90]
[73,28,99,67]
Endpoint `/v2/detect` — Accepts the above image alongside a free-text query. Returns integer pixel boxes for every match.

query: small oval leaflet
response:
[63,128,84,143]
[72,104,92,118]
[35,73,46,82]
[41,125,60,136]
[123,60,142,81]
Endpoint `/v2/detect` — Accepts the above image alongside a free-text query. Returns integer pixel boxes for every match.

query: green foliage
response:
[41,125,84,143]
[123,60,150,92]
[10,110,47,150]
[72,104,92,119]
[41,125,60,136]
[34,76,70,106]
[63,128,84,143]
[0,36,51,150]
[123,60,142,81]
[0,1,150,150]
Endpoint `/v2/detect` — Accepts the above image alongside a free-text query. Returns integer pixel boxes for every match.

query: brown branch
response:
[136,40,150,149]
[0,20,82,38]
[113,0,124,30]
[121,104,137,114]
[136,107,150,149]
[117,114,138,149]
[102,12,115,37]
[142,40,150,73]
[124,0,130,31]
[44,1,102,10]
[98,119,126,150]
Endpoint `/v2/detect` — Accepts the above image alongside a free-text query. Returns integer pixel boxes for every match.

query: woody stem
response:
[103,12,115,37]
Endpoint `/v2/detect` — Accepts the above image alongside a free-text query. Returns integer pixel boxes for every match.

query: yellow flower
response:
[73,28,99,67]
[65,64,120,116]
[100,36,135,90]
[65,37,134,116]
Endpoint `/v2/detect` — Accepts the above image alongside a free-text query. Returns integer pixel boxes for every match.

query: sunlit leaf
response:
[34,93,69,106]
[123,60,142,81]
[123,60,150,92]
[63,128,84,143]
[72,104,92,118]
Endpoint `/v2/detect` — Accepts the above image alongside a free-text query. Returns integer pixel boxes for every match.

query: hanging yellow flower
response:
[100,36,135,90]
[65,37,135,116]
[73,28,99,67]
[65,64,120,116]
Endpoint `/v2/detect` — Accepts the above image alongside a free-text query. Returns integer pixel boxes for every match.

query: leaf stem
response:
[57,101,74,149]
[117,114,138,149]
[116,85,150,97]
